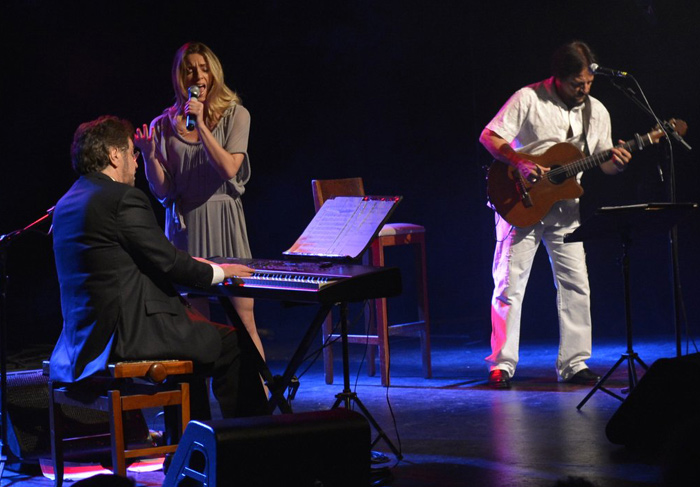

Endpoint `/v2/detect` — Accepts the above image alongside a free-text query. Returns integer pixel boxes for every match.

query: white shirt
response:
[486,77,613,157]
[211,264,225,285]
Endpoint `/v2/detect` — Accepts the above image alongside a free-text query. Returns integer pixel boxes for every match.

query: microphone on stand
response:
[186,85,201,131]
[589,63,629,78]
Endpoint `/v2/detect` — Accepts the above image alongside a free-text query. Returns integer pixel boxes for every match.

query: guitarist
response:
[479,41,632,389]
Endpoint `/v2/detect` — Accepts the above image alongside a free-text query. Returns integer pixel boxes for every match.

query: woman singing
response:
[135,42,266,366]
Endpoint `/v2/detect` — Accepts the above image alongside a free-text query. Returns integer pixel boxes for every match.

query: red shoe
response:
[488,369,511,389]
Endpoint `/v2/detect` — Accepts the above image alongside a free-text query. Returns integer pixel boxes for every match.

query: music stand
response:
[567,203,698,410]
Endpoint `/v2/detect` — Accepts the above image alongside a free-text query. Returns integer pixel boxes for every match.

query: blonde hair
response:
[171,42,241,127]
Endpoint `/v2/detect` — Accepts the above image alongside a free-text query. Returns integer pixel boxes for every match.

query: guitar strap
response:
[582,97,592,156]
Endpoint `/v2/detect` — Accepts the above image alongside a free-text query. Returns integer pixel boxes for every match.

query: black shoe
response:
[162,452,173,474]
[369,466,393,486]
[370,451,390,465]
[566,368,601,385]
[488,369,511,389]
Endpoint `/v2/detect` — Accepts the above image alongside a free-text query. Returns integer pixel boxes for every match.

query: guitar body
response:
[487,142,586,228]
[486,119,686,228]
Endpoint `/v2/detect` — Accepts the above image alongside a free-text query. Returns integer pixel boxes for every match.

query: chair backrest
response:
[311,177,366,212]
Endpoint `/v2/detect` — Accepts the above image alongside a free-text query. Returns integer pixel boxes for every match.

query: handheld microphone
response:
[589,63,628,78]
[186,85,201,131]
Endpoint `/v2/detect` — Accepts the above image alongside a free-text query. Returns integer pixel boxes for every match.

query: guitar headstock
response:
[666,118,688,137]
[649,118,688,144]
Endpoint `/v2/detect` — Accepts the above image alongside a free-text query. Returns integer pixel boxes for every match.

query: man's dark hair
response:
[550,41,597,80]
[71,115,134,175]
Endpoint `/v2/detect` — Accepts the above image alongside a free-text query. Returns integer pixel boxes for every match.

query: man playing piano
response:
[49,115,268,421]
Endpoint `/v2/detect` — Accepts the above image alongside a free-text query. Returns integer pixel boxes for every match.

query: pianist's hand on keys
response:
[219,263,255,278]
[193,257,255,278]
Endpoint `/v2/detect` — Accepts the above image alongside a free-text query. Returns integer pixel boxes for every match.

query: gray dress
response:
[151,103,252,259]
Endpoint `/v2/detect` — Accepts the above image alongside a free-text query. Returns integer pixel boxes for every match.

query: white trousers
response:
[486,201,593,381]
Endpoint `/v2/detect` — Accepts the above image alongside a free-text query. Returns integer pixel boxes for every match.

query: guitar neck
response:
[558,132,656,178]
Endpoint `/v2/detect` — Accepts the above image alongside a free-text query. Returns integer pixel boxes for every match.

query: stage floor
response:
[2,333,686,486]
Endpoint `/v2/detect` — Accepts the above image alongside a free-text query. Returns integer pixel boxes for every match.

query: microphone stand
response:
[0,207,54,477]
[607,75,692,357]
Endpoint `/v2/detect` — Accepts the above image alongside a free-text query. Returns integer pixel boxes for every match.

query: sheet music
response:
[284,196,401,259]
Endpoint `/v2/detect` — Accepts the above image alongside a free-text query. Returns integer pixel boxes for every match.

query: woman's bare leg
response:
[230,296,268,396]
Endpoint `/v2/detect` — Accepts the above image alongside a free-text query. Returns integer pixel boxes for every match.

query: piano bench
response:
[45,359,193,487]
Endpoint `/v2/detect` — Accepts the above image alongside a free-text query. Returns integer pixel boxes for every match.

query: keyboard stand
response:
[217,296,334,414]
[218,296,402,457]
[331,302,403,459]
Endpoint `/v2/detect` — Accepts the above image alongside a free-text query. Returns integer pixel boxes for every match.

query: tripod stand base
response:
[331,302,403,460]
[577,352,649,410]
[332,391,403,460]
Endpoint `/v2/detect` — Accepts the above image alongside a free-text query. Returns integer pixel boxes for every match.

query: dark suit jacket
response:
[50,172,221,383]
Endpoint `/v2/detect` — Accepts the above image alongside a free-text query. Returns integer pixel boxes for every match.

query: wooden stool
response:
[312,177,432,386]
[47,360,193,486]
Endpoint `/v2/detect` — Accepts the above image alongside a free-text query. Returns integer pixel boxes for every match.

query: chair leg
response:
[414,238,432,378]
[322,314,335,384]
[364,301,377,378]
[180,382,191,433]
[370,239,390,386]
[48,382,65,487]
[108,390,127,477]
[374,296,390,386]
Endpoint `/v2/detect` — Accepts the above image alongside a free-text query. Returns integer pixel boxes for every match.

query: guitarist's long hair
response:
[551,41,596,80]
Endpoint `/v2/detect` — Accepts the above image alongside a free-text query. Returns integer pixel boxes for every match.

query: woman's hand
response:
[134,124,156,160]
[185,97,205,128]
[135,123,170,197]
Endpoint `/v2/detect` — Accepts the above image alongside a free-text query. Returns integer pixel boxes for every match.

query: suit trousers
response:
[164,308,269,442]
[485,201,593,381]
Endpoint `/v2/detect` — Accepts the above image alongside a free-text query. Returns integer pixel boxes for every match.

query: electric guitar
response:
[486,119,687,228]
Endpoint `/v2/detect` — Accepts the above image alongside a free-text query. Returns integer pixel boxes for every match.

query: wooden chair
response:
[311,177,431,386]
[47,359,193,487]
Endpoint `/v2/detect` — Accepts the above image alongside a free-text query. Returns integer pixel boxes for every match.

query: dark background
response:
[2,0,699,356]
